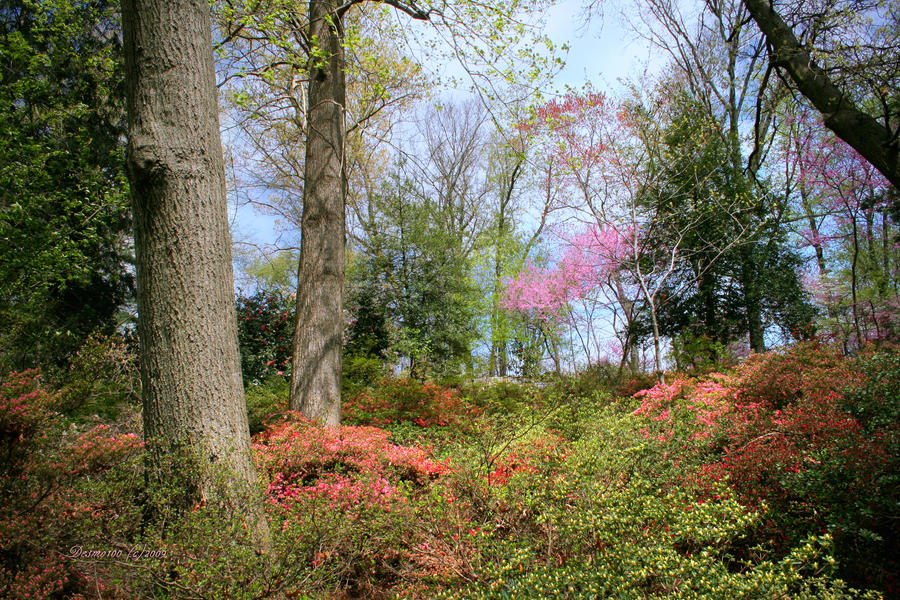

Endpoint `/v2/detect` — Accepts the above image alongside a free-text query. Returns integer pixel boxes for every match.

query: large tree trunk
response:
[289,0,346,425]
[122,0,269,548]
[742,0,900,191]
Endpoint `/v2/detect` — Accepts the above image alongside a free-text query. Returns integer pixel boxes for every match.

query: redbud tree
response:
[785,111,898,349]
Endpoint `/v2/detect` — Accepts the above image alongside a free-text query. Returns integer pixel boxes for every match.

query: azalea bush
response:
[0,370,144,600]
[342,377,483,430]
[250,414,452,596]
[630,342,898,593]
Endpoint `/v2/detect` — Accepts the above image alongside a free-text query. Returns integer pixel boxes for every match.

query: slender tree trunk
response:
[613,278,639,372]
[741,249,766,352]
[122,0,269,548]
[883,210,893,292]
[800,190,828,275]
[490,209,509,377]
[850,213,863,347]
[648,298,665,384]
[289,0,346,425]
[697,267,717,334]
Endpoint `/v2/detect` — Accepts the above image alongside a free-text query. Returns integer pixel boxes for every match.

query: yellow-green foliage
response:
[436,408,881,600]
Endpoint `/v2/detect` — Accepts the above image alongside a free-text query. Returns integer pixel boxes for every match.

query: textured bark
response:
[122,0,268,546]
[743,0,900,190]
[289,0,346,425]
[741,252,766,352]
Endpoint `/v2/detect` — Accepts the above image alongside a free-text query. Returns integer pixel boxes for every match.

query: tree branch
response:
[742,0,900,190]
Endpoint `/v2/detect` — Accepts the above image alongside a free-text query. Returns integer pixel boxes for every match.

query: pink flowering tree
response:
[504,89,756,380]
[503,90,650,372]
[502,223,634,370]
[784,111,898,348]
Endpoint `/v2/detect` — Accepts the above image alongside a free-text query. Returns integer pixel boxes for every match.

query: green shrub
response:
[245,375,289,435]
[57,331,140,421]
[342,354,389,398]
[669,332,733,374]
[460,380,534,415]
[434,407,878,600]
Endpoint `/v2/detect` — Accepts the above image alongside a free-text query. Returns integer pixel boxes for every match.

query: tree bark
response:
[742,0,900,190]
[741,249,766,352]
[122,0,269,547]
[289,0,346,425]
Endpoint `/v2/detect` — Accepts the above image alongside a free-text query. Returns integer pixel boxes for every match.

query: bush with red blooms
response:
[342,377,483,428]
[630,342,899,592]
[251,414,455,594]
[0,370,144,600]
[631,373,737,447]
[254,413,448,501]
[236,290,294,383]
[484,432,568,488]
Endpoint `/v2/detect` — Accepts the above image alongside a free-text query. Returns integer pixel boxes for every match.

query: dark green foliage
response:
[845,347,900,430]
[0,0,133,372]
[638,91,815,352]
[58,331,139,421]
[245,376,289,435]
[342,354,388,398]
[348,174,479,379]
[842,348,900,589]
[345,282,391,360]
[236,290,293,383]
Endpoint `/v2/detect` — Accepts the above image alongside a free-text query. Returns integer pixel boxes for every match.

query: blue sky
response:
[544,0,657,93]
[227,1,660,255]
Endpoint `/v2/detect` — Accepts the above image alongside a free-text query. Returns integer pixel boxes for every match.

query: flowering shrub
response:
[342,377,483,428]
[630,342,898,594]
[254,414,447,498]
[250,414,454,596]
[731,341,861,410]
[5,343,894,599]
[435,406,877,600]
[236,290,294,383]
[60,331,139,419]
[0,369,56,468]
[0,370,144,600]
[630,373,737,450]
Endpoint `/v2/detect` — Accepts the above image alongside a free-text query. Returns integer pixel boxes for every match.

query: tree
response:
[216,0,430,423]
[219,0,555,422]
[121,0,268,546]
[740,0,900,191]
[286,0,349,425]
[789,115,898,348]
[0,0,133,372]
[349,166,480,378]
[641,87,814,356]
[484,133,527,377]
